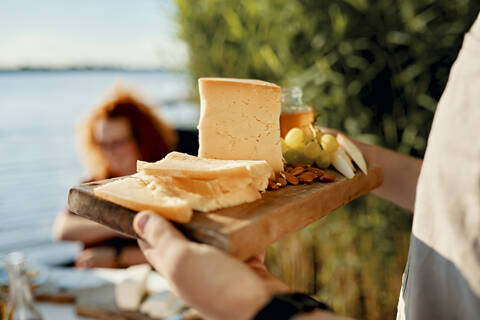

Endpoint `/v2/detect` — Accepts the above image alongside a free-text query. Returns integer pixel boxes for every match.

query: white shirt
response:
[397,13,480,319]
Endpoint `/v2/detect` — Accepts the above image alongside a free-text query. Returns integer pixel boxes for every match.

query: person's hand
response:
[75,246,117,269]
[133,210,290,320]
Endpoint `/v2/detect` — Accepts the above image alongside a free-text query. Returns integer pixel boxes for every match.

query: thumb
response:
[133,211,189,274]
[133,210,187,246]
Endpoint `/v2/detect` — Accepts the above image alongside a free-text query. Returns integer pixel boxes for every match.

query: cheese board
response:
[68,165,382,261]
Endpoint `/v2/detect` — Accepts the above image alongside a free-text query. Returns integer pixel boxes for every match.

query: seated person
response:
[53,85,177,268]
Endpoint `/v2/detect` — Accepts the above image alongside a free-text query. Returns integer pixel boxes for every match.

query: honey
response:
[280,109,314,138]
[280,86,314,138]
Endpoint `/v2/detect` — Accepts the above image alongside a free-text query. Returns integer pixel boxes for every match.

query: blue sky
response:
[0,0,188,69]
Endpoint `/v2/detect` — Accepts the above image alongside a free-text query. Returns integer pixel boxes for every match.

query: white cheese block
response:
[197,78,284,172]
[114,264,151,311]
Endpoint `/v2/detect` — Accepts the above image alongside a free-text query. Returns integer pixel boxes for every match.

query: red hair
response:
[78,85,177,179]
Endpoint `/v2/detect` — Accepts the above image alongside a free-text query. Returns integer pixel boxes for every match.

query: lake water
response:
[0,70,197,264]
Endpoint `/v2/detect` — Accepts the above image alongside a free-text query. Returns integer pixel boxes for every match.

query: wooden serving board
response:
[68,166,382,260]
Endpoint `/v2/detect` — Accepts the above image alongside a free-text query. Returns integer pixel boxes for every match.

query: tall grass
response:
[175,0,479,318]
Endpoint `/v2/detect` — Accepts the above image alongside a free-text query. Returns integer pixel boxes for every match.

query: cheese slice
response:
[93,176,193,223]
[136,173,261,212]
[137,173,255,196]
[138,152,273,183]
[197,78,283,172]
[140,291,185,319]
[115,264,151,311]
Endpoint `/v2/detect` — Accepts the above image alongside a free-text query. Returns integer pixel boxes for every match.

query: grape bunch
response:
[282,126,338,168]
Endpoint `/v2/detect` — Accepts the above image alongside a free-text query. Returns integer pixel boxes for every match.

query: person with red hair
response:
[53,85,177,268]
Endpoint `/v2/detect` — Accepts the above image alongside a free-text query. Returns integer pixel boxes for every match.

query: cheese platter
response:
[68,165,382,260]
[68,77,383,260]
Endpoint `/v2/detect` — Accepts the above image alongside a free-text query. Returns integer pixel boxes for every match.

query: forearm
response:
[53,211,120,245]
[356,141,422,212]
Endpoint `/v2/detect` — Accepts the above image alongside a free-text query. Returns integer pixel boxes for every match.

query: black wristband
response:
[253,293,332,320]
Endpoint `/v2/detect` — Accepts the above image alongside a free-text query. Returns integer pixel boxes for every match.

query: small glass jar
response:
[5,252,43,320]
[280,86,314,138]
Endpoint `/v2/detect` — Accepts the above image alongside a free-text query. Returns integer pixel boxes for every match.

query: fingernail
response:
[136,213,150,234]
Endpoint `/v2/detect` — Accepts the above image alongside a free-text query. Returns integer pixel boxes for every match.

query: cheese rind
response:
[197,78,283,172]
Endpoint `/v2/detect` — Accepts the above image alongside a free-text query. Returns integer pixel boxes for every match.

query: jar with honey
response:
[280,86,314,138]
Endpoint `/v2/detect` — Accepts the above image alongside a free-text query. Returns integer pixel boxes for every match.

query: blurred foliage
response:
[175,1,479,319]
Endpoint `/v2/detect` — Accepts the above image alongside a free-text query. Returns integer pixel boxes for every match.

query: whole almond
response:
[298,173,315,183]
[283,171,299,185]
[268,179,279,190]
[319,174,336,182]
[290,167,305,176]
[276,176,287,187]
[307,167,324,176]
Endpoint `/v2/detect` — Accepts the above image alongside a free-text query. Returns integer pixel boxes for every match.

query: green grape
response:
[304,133,314,144]
[284,149,303,164]
[304,141,322,159]
[300,153,314,165]
[285,128,305,149]
[315,150,331,168]
[281,138,290,154]
[321,134,339,152]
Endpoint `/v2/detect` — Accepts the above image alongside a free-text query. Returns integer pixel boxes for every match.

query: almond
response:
[307,167,324,176]
[283,171,299,185]
[319,174,336,182]
[290,167,305,176]
[268,179,279,190]
[297,172,316,183]
[276,176,287,187]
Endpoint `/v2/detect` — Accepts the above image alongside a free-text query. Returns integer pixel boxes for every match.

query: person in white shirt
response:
[132,13,480,320]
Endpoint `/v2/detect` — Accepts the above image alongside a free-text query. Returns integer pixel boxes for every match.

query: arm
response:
[133,211,350,320]
[320,128,422,212]
[356,141,422,212]
[52,210,120,246]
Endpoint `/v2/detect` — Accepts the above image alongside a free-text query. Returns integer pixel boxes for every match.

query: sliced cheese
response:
[138,152,273,183]
[137,173,253,196]
[93,176,193,223]
[135,173,261,212]
[140,291,185,319]
[197,78,283,172]
[115,264,151,311]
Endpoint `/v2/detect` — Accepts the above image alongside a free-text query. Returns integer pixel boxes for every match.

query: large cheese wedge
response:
[93,176,193,223]
[197,78,284,172]
[136,173,261,212]
[138,152,273,185]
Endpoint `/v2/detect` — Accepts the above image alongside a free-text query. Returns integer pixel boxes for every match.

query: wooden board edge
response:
[68,184,230,247]
[228,166,383,260]
[68,186,138,239]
